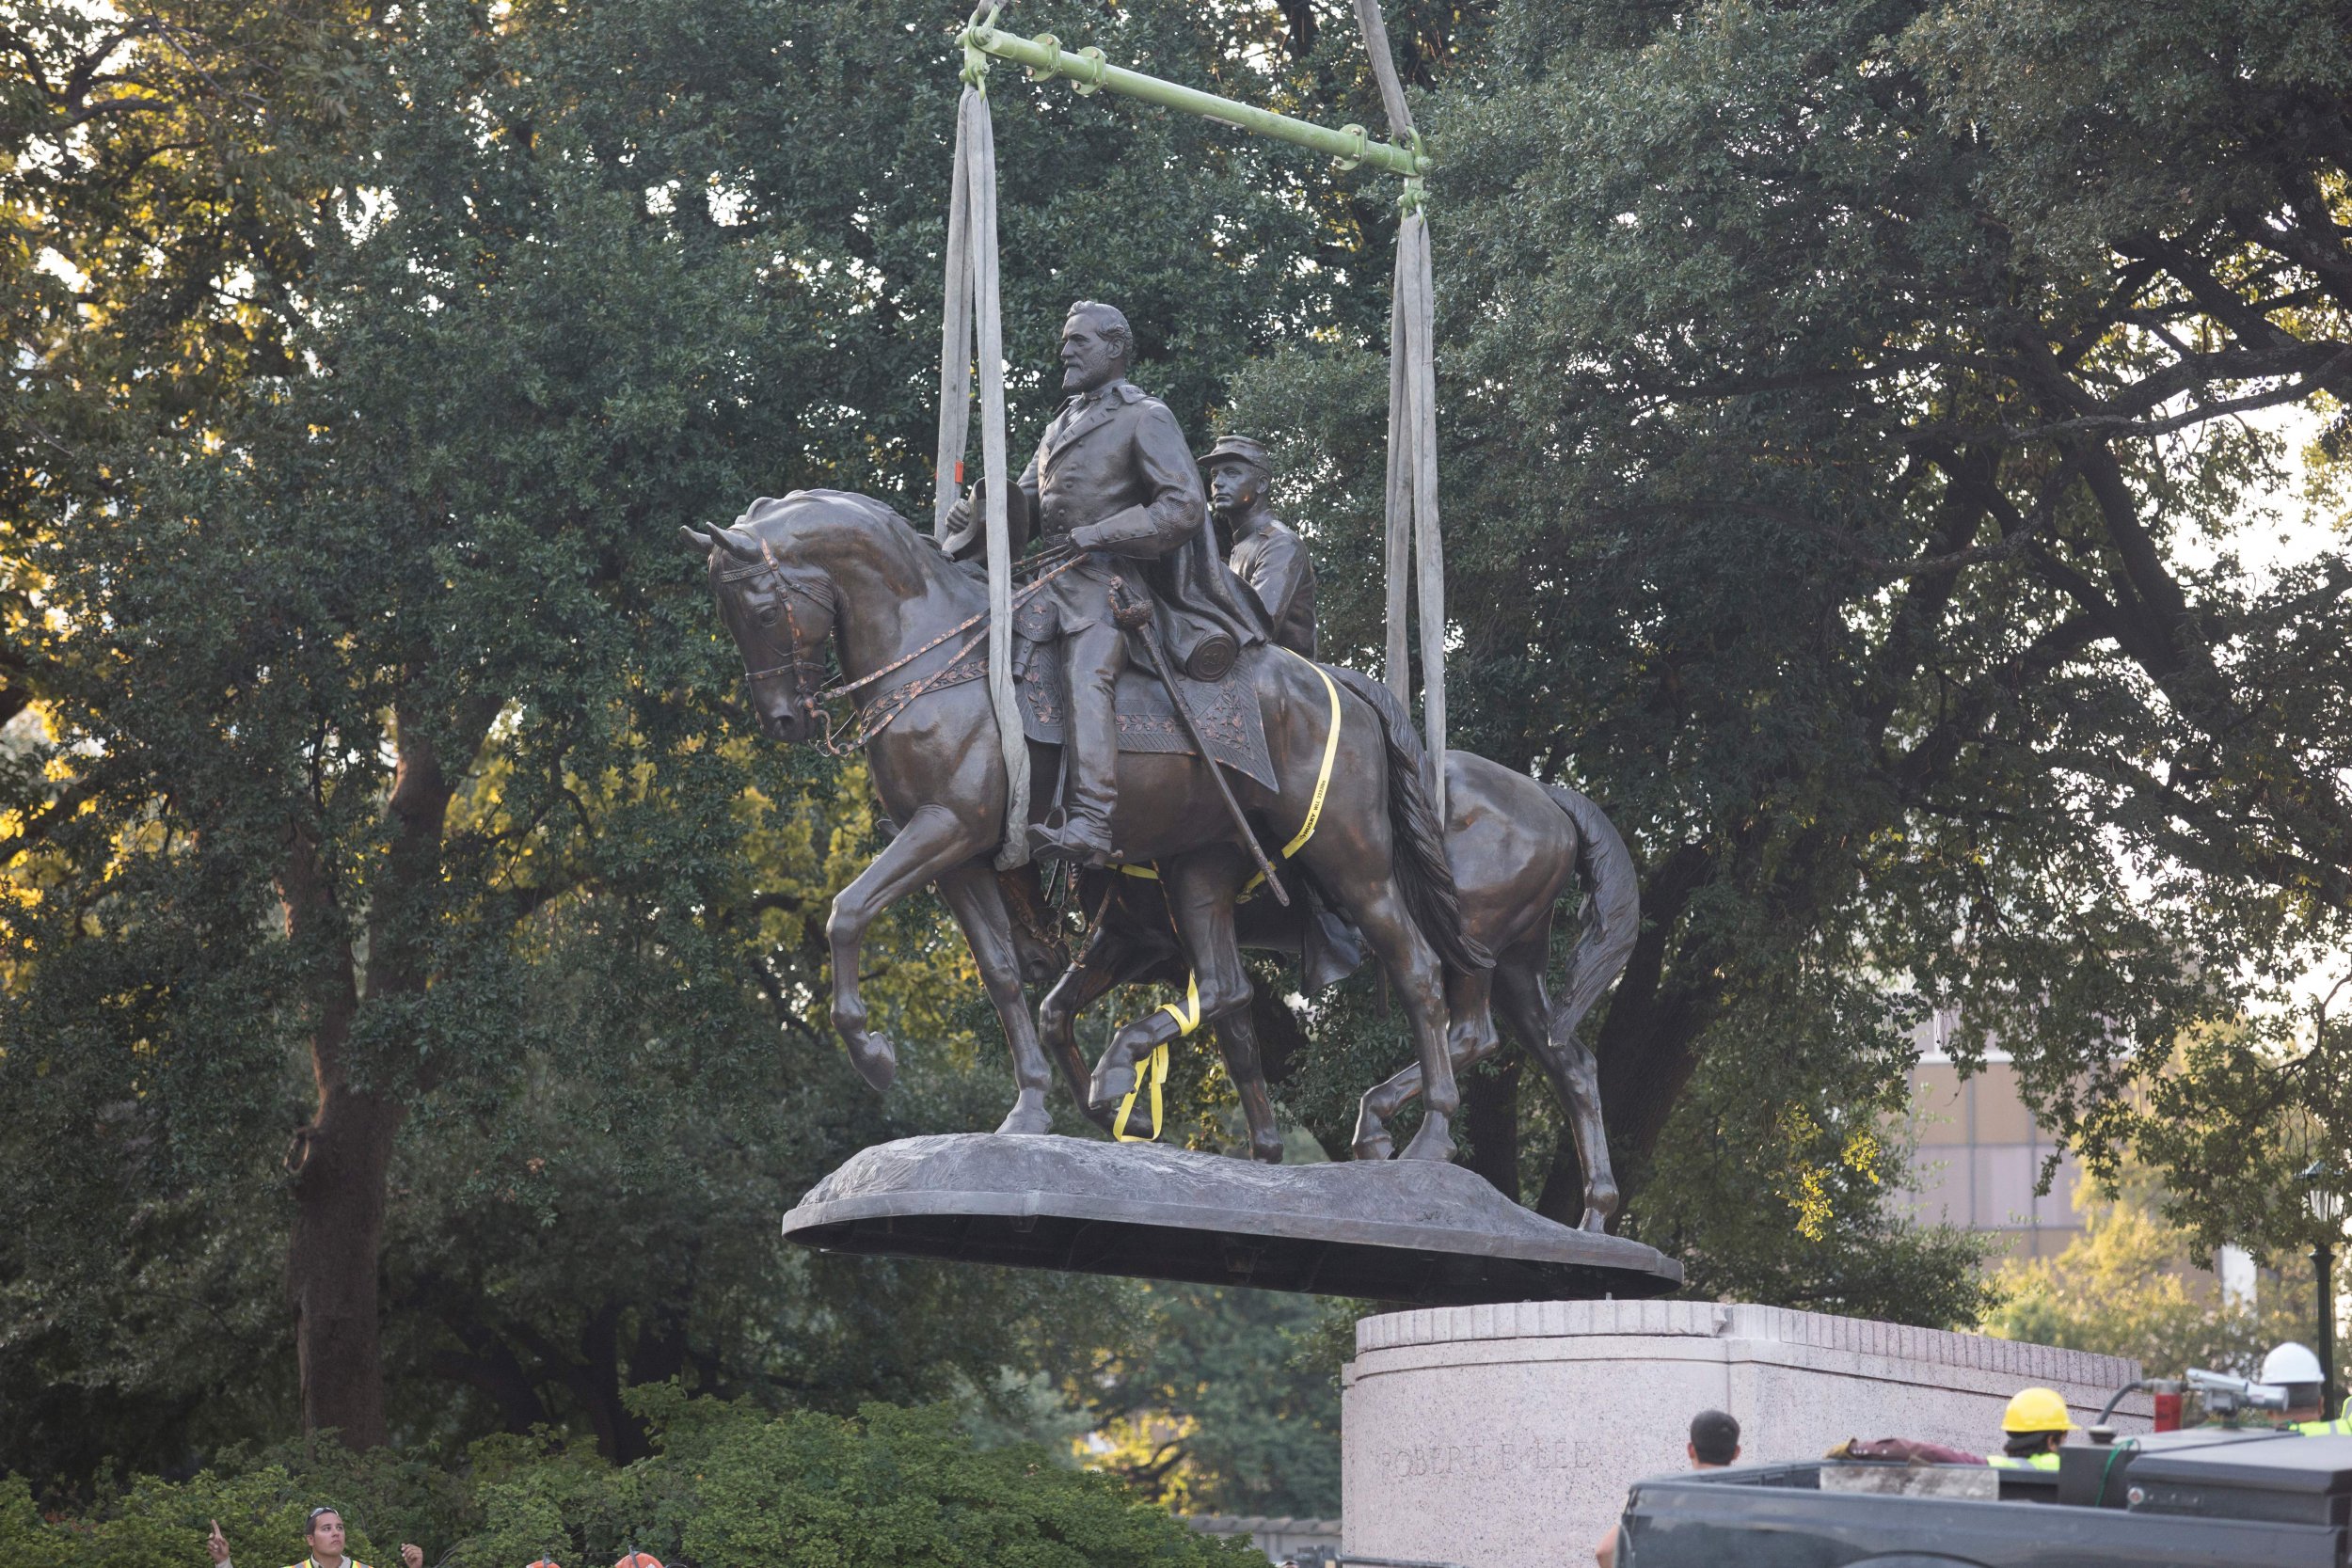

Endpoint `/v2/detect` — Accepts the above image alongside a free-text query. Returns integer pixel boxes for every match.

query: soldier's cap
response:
[1200,434,1271,474]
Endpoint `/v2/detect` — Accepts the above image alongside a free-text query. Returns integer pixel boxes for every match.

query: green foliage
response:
[0,1396,1257,1568]
[1232,0,2352,1320]
[1983,1159,2314,1380]
[1056,1284,1341,1519]
[1640,1050,2001,1329]
[0,1440,468,1568]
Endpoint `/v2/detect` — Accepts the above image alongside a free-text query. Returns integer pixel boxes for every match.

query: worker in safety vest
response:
[2262,1341,2352,1433]
[1988,1386,2074,1470]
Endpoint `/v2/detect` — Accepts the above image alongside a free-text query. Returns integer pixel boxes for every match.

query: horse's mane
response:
[738,487,920,543]
[735,488,976,600]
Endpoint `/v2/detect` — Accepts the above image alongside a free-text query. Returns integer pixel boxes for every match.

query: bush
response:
[0,1394,1258,1568]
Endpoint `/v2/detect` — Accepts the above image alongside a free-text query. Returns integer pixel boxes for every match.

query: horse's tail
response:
[1322,665,1492,974]
[1541,782,1639,1050]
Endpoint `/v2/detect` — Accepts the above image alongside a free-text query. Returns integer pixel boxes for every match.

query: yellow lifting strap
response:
[1242,659,1342,898]
[1113,974,1194,1144]
[1112,658,1342,893]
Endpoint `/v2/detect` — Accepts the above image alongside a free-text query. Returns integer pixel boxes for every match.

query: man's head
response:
[1200,435,1272,521]
[1060,300,1133,394]
[1687,1408,1740,1468]
[1999,1386,2075,1454]
[2263,1341,2328,1422]
[304,1507,347,1562]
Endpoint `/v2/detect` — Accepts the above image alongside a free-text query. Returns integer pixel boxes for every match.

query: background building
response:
[1904,1010,2085,1260]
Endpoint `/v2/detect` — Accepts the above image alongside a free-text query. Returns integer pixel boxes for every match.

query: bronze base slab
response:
[780,1133,1683,1305]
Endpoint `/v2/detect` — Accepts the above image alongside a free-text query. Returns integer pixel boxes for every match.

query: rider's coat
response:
[1228,515,1318,658]
[1014,381,1263,675]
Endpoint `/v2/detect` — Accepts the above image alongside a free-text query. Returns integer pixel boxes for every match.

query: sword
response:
[1109,577,1290,908]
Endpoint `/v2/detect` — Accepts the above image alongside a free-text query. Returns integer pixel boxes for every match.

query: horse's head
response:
[682,511,836,745]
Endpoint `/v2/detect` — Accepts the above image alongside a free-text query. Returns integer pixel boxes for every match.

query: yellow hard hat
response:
[2001,1386,2077,1434]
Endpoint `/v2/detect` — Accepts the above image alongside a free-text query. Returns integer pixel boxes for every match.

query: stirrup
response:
[1028,818,1113,867]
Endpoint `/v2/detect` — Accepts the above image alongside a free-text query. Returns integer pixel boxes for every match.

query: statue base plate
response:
[780,1133,1683,1305]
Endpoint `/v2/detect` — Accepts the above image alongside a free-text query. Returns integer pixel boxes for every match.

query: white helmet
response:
[2262,1342,2325,1386]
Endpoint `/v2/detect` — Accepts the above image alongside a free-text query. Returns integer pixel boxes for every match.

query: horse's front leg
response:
[1164,856,1283,1164]
[1038,918,1136,1132]
[934,860,1058,1134]
[825,802,988,1093]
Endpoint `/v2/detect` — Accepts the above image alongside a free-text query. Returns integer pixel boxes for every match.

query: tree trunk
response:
[287,1085,401,1448]
[278,695,485,1447]
[279,820,394,1449]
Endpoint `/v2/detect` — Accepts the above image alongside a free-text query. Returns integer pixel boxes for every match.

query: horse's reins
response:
[735,535,1088,757]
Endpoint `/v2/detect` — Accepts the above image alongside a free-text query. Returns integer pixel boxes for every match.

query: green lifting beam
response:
[958,9,1428,182]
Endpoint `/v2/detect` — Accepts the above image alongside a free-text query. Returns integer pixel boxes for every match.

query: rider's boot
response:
[1034,620,1122,867]
[1030,815,1114,866]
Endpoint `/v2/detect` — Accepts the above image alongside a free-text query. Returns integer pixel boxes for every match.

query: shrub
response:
[1,1394,1257,1568]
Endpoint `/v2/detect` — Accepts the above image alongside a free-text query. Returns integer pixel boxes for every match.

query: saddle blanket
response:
[1014,638,1277,793]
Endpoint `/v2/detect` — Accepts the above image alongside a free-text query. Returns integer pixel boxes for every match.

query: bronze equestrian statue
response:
[691,302,1641,1196]
[686,476,1484,1155]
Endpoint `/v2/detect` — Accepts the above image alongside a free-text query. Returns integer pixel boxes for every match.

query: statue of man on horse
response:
[687,297,1633,1204]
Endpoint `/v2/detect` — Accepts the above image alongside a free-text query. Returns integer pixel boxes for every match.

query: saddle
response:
[1009,623,1278,792]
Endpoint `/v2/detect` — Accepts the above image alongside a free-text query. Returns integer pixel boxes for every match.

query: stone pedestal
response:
[1341,1300,2150,1568]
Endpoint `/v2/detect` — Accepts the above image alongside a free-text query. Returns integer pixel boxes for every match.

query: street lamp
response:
[2303,1160,2343,1417]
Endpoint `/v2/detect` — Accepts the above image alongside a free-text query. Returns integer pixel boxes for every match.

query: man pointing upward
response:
[205,1506,425,1568]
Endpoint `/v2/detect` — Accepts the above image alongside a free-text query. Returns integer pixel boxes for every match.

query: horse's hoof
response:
[844,1034,897,1094]
[995,1090,1052,1135]
[1352,1130,1395,1161]
[1251,1133,1286,1164]
[1399,1121,1455,1162]
[1089,1062,1135,1112]
[1581,1184,1621,1232]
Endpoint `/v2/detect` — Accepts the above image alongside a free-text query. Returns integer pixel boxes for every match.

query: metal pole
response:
[2318,1238,2338,1418]
[958,16,1428,180]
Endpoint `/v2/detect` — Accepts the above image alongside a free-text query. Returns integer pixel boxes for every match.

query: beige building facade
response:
[1903,1011,2085,1260]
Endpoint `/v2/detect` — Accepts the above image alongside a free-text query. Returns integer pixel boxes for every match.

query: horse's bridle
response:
[716,531,1088,757]
[715,539,833,691]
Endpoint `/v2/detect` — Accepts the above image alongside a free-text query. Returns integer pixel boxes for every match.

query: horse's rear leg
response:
[935,862,1056,1134]
[1354,967,1500,1160]
[825,802,987,1093]
[1493,944,1618,1230]
[1339,881,1458,1161]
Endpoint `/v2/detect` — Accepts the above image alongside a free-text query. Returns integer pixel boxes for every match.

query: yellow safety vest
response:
[2294,1417,2352,1435]
[1987,1451,2060,1471]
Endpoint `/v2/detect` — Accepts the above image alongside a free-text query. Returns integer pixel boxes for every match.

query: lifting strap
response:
[1352,0,1448,815]
[1111,657,1343,899]
[936,44,1030,867]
